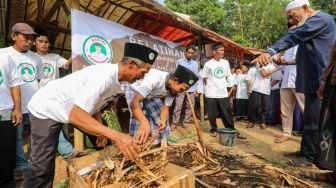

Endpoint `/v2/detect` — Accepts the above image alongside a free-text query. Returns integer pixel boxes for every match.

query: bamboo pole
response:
[200,93,205,126]
[185,92,205,153]
[71,0,84,151]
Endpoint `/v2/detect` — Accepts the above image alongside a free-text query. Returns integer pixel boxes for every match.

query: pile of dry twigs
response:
[83,132,169,188]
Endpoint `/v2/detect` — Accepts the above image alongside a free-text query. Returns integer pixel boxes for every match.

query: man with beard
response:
[252,0,336,166]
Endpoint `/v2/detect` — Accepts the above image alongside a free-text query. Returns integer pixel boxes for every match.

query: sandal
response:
[287,157,313,167]
[210,131,218,137]
[274,135,290,143]
[246,123,255,128]
[259,123,267,129]
[300,171,336,184]
[284,151,302,158]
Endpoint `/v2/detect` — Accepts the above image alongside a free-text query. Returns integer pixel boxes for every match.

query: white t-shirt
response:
[28,64,121,123]
[252,63,276,95]
[0,47,43,114]
[246,66,256,93]
[271,71,283,90]
[131,69,174,106]
[226,74,236,88]
[203,59,231,98]
[235,74,248,99]
[0,52,23,114]
[37,53,68,87]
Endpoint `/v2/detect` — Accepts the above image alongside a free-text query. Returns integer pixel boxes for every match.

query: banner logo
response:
[83,35,112,65]
[17,63,36,82]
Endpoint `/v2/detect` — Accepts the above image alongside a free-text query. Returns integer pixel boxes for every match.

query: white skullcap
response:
[285,0,310,13]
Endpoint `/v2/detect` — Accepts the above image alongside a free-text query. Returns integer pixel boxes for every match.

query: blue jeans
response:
[300,94,322,161]
[57,131,74,158]
[15,114,29,171]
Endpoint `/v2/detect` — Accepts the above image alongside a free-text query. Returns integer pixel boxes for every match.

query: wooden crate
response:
[67,146,195,188]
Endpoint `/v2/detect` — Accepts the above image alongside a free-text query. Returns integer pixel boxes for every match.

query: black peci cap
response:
[212,42,224,50]
[242,62,250,68]
[124,43,158,65]
[174,65,199,86]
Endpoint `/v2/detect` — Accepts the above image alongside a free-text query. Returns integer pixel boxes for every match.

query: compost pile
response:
[82,138,315,188]
[83,133,169,188]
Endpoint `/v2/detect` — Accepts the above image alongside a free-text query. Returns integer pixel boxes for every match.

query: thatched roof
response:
[5,0,252,62]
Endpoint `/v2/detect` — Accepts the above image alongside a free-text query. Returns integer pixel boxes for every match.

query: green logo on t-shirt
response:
[43,63,55,79]
[240,79,246,86]
[0,70,3,85]
[17,63,36,82]
[214,67,225,78]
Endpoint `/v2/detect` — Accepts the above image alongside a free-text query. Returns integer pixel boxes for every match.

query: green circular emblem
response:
[149,52,155,61]
[214,67,225,78]
[240,79,247,86]
[82,35,113,65]
[17,63,36,82]
[42,63,55,79]
[0,70,3,85]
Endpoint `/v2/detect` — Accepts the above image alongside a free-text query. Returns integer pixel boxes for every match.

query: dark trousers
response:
[0,120,16,188]
[207,97,234,132]
[300,94,322,162]
[235,99,249,117]
[315,83,336,170]
[267,89,280,124]
[24,113,63,188]
[250,91,269,124]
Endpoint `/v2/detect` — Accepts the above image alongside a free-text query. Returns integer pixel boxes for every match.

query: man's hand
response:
[251,53,272,67]
[157,119,166,131]
[115,133,140,161]
[11,108,22,126]
[134,123,151,144]
[96,136,108,148]
[317,83,325,100]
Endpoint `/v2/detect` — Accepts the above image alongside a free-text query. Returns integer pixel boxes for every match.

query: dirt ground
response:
[18,117,334,187]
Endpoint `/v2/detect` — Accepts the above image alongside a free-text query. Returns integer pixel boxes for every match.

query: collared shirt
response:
[176,57,198,92]
[267,11,336,94]
[252,63,275,95]
[28,64,121,123]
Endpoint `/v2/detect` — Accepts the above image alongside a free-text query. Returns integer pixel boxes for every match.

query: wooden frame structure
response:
[4,0,254,150]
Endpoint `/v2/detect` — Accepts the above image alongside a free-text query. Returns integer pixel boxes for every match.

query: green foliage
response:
[165,0,334,49]
[311,0,336,21]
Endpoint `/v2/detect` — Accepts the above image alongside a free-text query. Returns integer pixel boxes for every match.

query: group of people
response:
[0,0,335,187]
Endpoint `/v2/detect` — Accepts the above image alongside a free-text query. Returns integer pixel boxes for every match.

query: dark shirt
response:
[267,11,336,94]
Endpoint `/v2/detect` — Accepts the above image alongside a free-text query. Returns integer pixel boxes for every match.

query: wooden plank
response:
[42,0,62,24]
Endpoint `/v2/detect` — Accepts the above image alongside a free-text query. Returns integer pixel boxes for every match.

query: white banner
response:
[71,9,186,72]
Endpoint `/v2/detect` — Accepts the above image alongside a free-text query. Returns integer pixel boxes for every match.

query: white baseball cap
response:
[285,0,310,13]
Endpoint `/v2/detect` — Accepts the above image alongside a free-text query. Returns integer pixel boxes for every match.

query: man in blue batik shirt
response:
[252,0,336,167]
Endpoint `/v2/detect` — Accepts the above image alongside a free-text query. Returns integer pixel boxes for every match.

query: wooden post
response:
[200,94,205,126]
[197,33,205,127]
[71,0,84,151]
